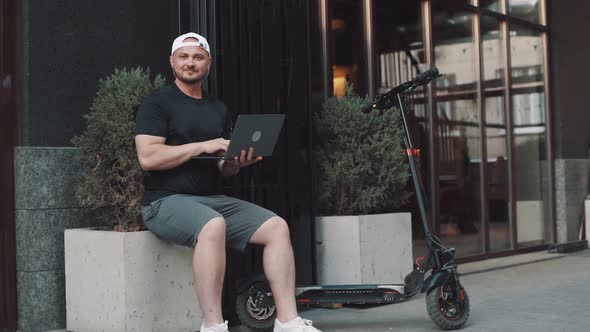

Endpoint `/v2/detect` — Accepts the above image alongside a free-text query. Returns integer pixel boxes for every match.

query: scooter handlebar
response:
[361,67,442,113]
[413,67,440,86]
[360,103,375,114]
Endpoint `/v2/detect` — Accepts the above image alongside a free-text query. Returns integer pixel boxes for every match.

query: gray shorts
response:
[141,194,276,252]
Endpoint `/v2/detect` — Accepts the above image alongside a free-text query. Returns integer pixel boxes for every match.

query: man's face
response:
[169,38,212,84]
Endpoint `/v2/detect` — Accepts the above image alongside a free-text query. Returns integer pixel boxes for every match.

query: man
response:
[135,32,321,332]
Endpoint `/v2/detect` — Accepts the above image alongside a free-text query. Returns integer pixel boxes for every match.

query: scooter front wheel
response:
[235,283,276,331]
[425,284,470,330]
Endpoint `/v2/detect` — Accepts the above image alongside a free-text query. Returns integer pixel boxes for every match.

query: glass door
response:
[432,6,484,257]
[509,24,552,247]
[481,15,512,252]
[372,0,429,259]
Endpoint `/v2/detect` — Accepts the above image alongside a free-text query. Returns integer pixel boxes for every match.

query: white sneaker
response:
[200,320,228,332]
[274,317,321,332]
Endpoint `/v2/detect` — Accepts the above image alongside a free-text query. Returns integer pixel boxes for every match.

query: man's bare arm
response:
[135,134,229,171]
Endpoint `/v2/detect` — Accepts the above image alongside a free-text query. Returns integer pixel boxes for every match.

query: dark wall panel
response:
[282,0,315,285]
[19,0,179,146]
[548,1,590,159]
[215,0,314,285]
[1,0,19,328]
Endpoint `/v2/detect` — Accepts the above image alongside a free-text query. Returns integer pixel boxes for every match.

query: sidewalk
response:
[51,250,586,332]
[459,250,568,275]
[236,249,589,332]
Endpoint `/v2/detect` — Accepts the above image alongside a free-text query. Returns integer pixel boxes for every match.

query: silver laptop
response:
[194,114,286,160]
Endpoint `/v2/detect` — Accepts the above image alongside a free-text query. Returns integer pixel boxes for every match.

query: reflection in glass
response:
[432,10,483,257]
[480,0,501,12]
[510,25,551,247]
[372,0,428,261]
[375,3,425,94]
[331,0,366,96]
[481,16,511,251]
[509,0,540,23]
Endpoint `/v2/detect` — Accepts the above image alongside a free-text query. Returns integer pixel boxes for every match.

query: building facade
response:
[321,0,589,261]
[2,0,590,331]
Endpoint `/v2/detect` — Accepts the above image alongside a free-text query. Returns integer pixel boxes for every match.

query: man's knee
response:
[265,216,291,241]
[198,217,226,242]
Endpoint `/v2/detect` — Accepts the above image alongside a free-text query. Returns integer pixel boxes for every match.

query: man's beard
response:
[173,66,207,84]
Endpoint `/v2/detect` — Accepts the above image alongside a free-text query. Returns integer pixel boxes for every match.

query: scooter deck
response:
[295,284,406,305]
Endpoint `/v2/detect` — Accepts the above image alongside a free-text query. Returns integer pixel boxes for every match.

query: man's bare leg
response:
[249,216,298,323]
[193,217,226,327]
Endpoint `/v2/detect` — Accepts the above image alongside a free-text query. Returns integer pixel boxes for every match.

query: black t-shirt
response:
[135,84,232,205]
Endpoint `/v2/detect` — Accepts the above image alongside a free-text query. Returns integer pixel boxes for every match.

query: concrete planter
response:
[516,200,545,243]
[64,228,201,332]
[314,213,412,285]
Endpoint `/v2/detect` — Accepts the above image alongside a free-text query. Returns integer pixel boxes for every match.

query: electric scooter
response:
[235,67,470,331]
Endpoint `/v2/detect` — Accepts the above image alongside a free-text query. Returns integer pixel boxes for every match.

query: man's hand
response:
[202,138,230,155]
[233,147,263,168]
[219,147,263,177]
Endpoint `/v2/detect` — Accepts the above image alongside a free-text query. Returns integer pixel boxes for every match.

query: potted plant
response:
[71,67,163,232]
[313,84,413,285]
[64,68,203,331]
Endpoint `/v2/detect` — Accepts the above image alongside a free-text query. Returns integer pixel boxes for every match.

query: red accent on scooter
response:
[415,256,425,266]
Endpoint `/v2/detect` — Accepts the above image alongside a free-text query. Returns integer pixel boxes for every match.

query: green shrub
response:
[72,67,165,231]
[314,85,411,216]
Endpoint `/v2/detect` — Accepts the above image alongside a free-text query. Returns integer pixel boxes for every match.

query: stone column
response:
[14,147,102,331]
[554,159,589,244]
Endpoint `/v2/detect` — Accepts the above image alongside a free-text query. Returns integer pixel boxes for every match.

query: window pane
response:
[510,25,551,247]
[509,0,541,24]
[372,0,429,261]
[374,0,426,93]
[331,0,366,96]
[432,9,484,257]
[482,16,511,251]
[480,0,501,12]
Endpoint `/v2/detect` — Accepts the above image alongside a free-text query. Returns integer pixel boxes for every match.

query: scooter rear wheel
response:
[235,283,276,331]
[425,284,470,330]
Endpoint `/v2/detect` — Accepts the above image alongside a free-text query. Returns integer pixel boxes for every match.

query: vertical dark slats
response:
[0,0,18,329]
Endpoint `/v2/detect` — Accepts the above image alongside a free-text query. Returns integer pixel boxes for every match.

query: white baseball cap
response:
[171,32,210,56]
